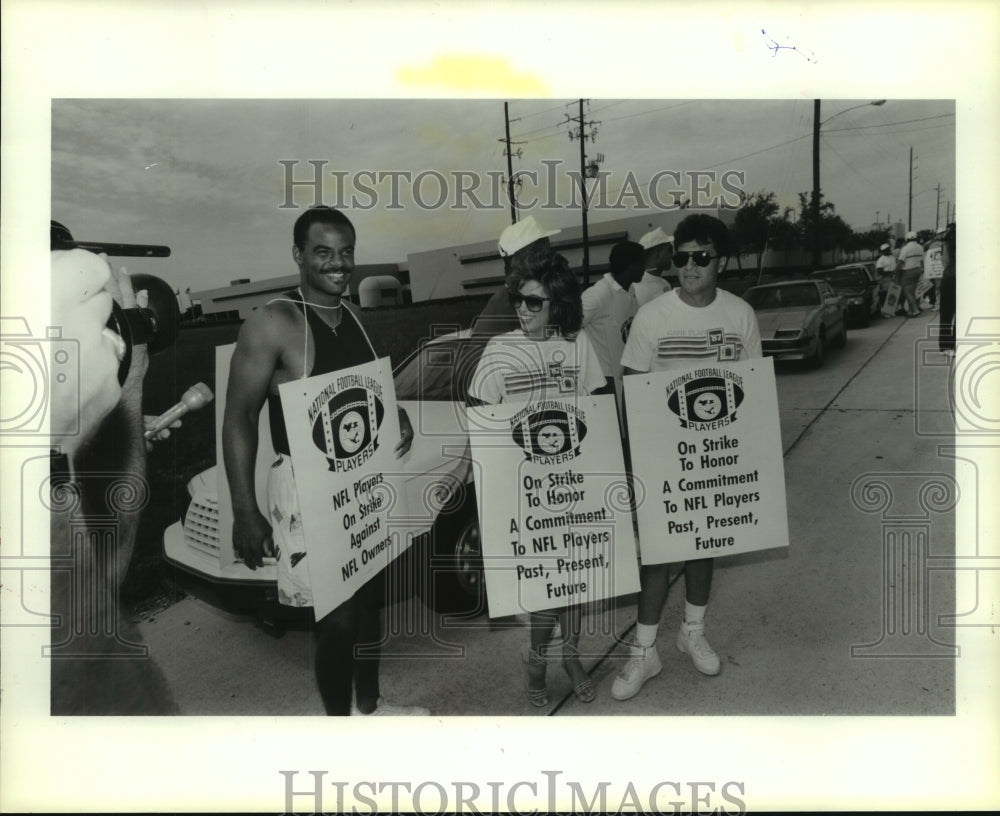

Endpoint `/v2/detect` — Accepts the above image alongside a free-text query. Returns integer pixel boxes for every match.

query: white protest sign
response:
[468,394,641,619]
[924,240,944,279]
[279,357,408,620]
[624,357,788,565]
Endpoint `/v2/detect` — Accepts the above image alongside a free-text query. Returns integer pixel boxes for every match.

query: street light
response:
[811,99,886,267]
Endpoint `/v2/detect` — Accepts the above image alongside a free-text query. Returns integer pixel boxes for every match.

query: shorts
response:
[268,454,314,607]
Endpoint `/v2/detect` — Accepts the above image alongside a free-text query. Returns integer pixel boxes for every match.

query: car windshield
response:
[393,337,488,401]
[816,269,865,287]
[745,284,820,309]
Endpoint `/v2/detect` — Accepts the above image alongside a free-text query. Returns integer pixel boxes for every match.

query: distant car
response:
[743,280,847,367]
[163,330,491,616]
[810,263,879,326]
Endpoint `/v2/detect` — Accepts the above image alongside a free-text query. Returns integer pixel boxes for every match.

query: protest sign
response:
[624,357,788,565]
[883,282,902,314]
[468,394,641,619]
[924,240,944,279]
[280,357,408,620]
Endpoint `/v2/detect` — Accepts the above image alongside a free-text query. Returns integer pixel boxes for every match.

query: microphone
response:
[144,383,214,439]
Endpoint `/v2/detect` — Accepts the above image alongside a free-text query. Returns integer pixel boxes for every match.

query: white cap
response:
[498,215,561,257]
[638,226,673,250]
[880,243,890,251]
[905,230,917,240]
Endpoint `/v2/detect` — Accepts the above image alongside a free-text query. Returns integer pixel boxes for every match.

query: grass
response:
[123,295,490,614]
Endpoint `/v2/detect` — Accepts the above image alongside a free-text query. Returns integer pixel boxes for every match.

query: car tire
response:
[415,485,486,616]
[810,329,826,368]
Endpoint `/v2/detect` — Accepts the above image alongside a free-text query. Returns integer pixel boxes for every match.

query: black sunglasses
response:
[508,292,550,313]
[672,250,720,268]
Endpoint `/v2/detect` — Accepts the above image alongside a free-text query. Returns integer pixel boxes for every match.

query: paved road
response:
[139,310,957,716]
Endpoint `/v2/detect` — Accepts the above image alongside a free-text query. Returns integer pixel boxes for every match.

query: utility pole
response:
[934,183,942,231]
[907,146,913,232]
[499,102,524,227]
[812,99,821,268]
[565,99,601,286]
[876,210,880,228]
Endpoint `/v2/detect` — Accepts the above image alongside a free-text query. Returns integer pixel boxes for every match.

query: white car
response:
[163,331,491,614]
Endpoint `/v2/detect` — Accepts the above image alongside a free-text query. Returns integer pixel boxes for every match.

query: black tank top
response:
[267,289,377,455]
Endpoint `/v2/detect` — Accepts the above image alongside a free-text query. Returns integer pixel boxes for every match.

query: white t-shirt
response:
[468,329,606,405]
[897,240,925,272]
[875,254,897,276]
[581,273,639,380]
[630,270,672,308]
[620,288,763,373]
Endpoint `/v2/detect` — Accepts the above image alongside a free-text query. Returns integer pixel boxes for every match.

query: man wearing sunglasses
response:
[613,213,762,701]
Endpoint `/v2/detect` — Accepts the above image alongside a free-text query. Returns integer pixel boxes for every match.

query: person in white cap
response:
[874,242,897,317]
[471,215,562,337]
[897,230,925,317]
[632,226,674,307]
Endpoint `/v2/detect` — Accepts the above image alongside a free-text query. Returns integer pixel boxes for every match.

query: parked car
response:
[163,330,491,616]
[809,263,879,327]
[743,280,847,367]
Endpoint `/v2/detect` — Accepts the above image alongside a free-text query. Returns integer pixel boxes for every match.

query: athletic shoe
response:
[611,642,662,700]
[676,621,721,676]
[351,697,430,716]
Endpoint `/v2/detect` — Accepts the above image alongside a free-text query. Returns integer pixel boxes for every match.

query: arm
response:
[91,265,149,577]
[742,306,764,360]
[577,329,611,394]
[394,406,414,458]
[466,338,502,406]
[619,307,654,375]
[580,284,601,328]
[222,309,285,569]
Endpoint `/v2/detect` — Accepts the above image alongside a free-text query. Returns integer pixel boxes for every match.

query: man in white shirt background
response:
[631,226,674,308]
[897,230,926,318]
[581,240,645,398]
[874,242,897,318]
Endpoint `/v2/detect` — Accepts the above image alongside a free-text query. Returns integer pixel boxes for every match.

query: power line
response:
[820,135,883,193]
[698,133,810,171]
[823,113,954,133]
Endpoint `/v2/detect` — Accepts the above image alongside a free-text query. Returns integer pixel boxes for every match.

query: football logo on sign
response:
[666,374,744,430]
[510,406,588,464]
[311,386,384,470]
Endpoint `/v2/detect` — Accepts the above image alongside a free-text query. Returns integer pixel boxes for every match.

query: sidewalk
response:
[139,311,956,716]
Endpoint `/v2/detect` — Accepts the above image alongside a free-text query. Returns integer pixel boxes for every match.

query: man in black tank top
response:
[222,206,425,716]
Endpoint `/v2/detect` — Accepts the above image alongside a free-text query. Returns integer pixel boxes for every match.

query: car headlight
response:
[849,297,864,305]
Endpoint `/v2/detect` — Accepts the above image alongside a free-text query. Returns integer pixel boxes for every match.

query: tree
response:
[732,190,781,278]
[796,192,855,267]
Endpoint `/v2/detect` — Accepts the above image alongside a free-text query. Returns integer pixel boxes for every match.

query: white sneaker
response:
[676,621,721,676]
[611,642,662,701]
[351,697,430,716]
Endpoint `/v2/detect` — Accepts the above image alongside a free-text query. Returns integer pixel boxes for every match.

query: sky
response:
[51,98,955,293]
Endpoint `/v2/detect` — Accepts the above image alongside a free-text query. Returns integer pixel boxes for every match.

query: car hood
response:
[755,308,817,334]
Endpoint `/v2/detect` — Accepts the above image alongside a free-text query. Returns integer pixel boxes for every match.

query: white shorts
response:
[267,454,314,607]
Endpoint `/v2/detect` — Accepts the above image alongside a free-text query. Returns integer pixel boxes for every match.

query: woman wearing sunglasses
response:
[468,251,605,707]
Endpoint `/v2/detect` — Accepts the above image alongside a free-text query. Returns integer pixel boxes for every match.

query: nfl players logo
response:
[510,403,588,464]
[665,372,745,430]
[310,386,385,471]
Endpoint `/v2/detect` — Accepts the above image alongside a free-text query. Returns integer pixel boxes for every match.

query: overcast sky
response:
[51,98,954,292]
